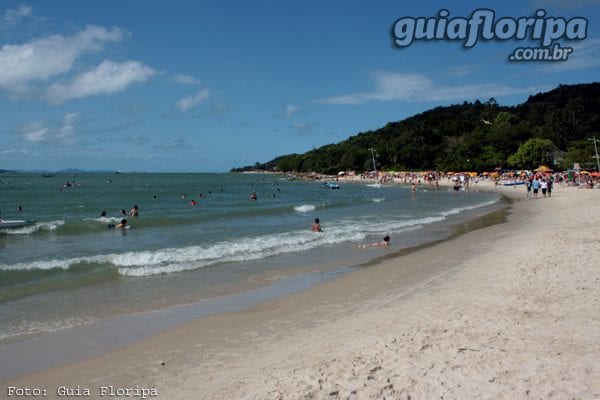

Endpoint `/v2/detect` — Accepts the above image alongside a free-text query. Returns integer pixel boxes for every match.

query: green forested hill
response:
[232,82,599,173]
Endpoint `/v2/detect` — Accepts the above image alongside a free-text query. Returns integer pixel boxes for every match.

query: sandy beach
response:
[2,180,599,400]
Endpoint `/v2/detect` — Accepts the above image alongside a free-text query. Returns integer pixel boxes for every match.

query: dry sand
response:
[2,181,599,400]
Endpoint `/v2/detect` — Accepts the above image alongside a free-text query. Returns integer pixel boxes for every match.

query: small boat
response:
[502,180,525,186]
[0,220,36,229]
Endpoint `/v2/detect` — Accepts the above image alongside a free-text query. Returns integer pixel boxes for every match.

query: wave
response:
[294,204,317,213]
[372,198,386,203]
[0,227,363,277]
[438,200,498,217]
[0,198,500,278]
[2,220,65,235]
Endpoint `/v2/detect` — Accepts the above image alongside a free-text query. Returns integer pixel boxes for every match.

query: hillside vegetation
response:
[232,82,599,174]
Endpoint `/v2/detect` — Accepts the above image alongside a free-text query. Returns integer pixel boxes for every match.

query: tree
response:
[508,138,556,169]
[559,139,596,170]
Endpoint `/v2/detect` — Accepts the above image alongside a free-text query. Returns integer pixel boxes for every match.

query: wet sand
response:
[2,181,599,399]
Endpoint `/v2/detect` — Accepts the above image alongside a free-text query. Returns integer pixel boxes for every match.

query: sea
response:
[0,172,506,351]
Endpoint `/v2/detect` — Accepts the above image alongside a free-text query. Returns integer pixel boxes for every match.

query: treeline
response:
[232,82,600,174]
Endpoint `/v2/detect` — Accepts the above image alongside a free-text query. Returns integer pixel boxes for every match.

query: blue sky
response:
[0,0,598,172]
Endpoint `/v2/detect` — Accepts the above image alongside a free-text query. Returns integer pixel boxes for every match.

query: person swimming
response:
[358,235,390,248]
[108,218,128,229]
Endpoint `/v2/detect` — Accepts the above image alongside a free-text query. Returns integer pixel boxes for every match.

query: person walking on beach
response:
[312,218,322,232]
[532,177,540,199]
[526,179,532,199]
[540,179,548,198]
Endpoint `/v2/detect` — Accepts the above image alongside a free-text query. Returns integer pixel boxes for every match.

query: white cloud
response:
[316,71,545,105]
[539,38,600,73]
[273,103,299,119]
[3,148,30,157]
[2,4,33,28]
[16,112,80,144]
[20,121,48,142]
[45,60,156,104]
[284,104,298,117]
[0,25,127,94]
[177,88,210,112]
[172,74,201,85]
[56,113,78,143]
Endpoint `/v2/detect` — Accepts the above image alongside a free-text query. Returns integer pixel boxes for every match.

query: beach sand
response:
[2,181,599,399]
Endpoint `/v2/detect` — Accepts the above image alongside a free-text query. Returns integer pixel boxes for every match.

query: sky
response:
[0,0,598,172]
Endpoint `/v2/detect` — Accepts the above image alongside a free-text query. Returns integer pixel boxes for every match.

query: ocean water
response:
[0,172,504,344]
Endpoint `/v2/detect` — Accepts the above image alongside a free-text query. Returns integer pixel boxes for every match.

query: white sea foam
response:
[294,204,316,212]
[438,200,498,217]
[0,316,98,343]
[4,220,65,235]
[372,198,386,203]
[0,199,499,277]
[85,216,121,223]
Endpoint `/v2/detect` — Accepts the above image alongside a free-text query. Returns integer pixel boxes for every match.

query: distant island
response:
[232,82,599,174]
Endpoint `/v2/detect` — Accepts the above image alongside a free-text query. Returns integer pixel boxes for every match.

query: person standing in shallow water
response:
[312,218,323,232]
[130,205,139,217]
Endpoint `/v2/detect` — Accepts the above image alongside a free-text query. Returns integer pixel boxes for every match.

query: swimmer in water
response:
[358,235,390,248]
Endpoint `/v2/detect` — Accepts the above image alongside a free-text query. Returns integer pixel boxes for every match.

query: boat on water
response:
[0,220,36,229]
[502,180,525,186]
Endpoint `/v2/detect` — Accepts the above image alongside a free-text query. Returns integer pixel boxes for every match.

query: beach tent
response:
[337,171,346,176]
[534,165,553,172]
[591,172,600,177]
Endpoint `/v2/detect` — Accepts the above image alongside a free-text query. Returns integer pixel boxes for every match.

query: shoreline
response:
[2,181,599,399]
[0,183,508,381]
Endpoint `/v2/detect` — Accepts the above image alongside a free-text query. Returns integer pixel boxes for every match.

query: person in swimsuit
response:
[109,219,128,229]
[312,218,322,232]
[358,236,390,248]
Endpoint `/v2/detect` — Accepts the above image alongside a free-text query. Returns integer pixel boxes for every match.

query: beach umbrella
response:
[580,171,590,175]
[337,171,346,176]
[469,172,478,177]
[590,172,600,177]
[534,165,553,172]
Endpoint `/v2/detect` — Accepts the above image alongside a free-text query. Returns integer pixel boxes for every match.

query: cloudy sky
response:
[0,0,598,172]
